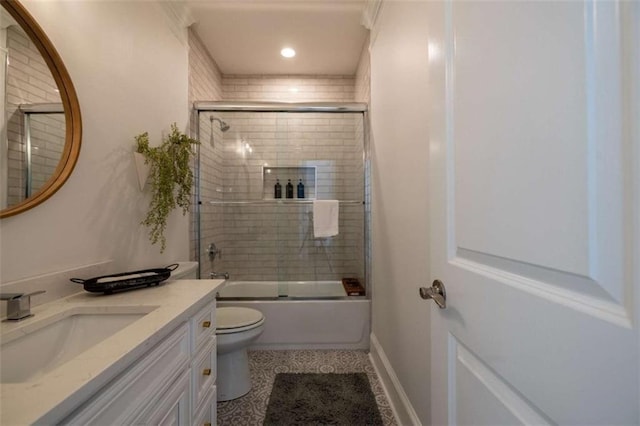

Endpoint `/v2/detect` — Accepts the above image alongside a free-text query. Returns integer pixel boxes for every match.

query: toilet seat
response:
[216,307,264,335]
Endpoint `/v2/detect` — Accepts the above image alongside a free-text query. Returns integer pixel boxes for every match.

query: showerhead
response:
[210,116,230,132]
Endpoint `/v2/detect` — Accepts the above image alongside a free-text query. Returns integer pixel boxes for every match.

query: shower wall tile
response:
[188,29,224,277]
[189,30,223,105]
[222,75,356,102]
[355,36,372,293]
[355,38,371,104]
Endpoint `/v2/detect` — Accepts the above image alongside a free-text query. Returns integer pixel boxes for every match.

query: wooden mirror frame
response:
[0,0,81,218]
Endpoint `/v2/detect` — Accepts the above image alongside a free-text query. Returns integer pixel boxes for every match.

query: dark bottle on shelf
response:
[274,179,282,198]
[297,179,305,198]
[286,179,294,199]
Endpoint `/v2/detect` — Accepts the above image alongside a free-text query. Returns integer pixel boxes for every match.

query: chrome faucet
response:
[210,271,229,280]
[1,290,46,321]
[207,242,227,279]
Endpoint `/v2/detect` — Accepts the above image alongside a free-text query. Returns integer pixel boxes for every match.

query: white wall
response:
[370,2,431,423]
[0,1,190,283]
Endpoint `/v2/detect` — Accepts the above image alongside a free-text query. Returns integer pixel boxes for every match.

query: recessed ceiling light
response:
[281,47,296,58]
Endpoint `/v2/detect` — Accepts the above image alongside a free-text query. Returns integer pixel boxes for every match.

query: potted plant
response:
[134,123,199,252]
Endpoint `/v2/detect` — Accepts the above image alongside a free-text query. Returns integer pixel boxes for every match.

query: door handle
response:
[419,280,446,309]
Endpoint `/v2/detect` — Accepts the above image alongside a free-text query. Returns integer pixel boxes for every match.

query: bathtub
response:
[216,280,370,350]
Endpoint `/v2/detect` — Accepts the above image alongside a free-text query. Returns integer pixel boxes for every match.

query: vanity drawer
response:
[190,302,215,352]
[192,385,216,426]
[191,336,216,413]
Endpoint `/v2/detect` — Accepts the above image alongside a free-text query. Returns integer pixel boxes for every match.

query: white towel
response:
[313,200,339,238]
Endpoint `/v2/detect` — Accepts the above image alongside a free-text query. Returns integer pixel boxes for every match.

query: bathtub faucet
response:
[211,271,229,280]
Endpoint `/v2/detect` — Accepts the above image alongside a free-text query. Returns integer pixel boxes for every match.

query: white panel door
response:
[427,1,639,424]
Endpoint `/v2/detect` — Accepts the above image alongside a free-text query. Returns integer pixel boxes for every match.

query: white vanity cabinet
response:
[61,301,217,425]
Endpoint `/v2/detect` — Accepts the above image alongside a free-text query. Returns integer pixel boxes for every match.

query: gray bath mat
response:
[263,373,384,426]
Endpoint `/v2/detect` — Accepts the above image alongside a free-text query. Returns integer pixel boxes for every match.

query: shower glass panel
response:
[4,107,64,206]
[24,111,65,197]
[196,106,367,300]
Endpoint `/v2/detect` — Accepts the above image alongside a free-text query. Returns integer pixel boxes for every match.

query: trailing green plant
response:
[135,123,199,252]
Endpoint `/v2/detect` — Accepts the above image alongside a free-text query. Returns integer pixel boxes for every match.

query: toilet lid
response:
[217,307,264,330]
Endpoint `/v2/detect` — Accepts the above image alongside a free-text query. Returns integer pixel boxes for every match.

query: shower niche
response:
[263,166,316,200]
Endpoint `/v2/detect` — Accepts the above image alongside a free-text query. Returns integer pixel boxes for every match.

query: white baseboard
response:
[369,333,423,426]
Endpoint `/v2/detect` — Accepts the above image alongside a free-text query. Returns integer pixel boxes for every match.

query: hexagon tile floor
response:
[217,350,398,426]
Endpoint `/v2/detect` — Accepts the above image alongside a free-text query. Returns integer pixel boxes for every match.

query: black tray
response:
[71,264,179,294]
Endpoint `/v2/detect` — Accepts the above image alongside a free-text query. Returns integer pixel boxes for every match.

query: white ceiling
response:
[186,0,369,75]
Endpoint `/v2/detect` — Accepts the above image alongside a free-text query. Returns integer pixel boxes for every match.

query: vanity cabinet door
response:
[137,370,190,426]
[61,323,190,425]
[192,337,216,413]
[192,385,216,426]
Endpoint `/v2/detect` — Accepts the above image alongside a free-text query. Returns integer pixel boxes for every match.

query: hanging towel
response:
[313,200,339,238]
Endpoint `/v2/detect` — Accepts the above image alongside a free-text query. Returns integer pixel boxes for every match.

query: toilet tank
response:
[171,262,198,279]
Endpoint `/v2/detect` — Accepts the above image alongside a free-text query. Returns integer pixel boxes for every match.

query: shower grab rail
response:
[204,200,364,205]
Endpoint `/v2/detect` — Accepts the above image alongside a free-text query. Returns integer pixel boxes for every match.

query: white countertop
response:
[0,278,225,425]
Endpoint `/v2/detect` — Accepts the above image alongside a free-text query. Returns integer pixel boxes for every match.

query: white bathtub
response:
[217,281,370,350]
[217,280,348,299]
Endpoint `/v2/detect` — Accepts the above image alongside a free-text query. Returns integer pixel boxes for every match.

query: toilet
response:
[170,263,265,401]
[216,307,265,401]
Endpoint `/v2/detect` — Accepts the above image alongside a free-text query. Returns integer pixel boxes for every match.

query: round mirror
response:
[0,0,81,218]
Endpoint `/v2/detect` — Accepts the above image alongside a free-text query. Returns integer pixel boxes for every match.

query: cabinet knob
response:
[202,320,211,328]
[203,368,212,376]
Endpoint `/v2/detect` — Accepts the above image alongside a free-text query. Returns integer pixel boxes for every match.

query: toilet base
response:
[217,347,251,401]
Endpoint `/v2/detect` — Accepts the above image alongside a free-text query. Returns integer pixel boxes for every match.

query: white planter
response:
[133,152,151,191]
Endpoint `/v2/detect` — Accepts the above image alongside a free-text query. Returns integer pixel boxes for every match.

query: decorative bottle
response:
[274,179,282,198]
[297,179,305,198]
[286,179,294,198]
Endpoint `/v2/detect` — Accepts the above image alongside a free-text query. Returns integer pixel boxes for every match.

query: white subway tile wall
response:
[5,26,64,206]
[355,39,372,290]
[188,30,223,104]
[223,75,356,102]
[188,29,224,277]
[355,39,371,104]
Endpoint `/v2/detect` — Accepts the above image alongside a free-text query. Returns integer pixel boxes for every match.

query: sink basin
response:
[1,306,157,383]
